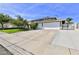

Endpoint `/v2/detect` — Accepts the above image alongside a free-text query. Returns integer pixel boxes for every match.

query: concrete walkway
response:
[0,30,79,55]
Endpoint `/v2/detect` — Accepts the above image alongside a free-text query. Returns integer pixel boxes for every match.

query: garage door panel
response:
[38,22,60,29]
[43,22,60,28]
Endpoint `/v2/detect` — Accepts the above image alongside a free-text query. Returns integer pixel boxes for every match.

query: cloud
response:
[0,3,45,19]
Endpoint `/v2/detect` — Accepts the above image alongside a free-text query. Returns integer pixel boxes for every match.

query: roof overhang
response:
[31,20,62,23]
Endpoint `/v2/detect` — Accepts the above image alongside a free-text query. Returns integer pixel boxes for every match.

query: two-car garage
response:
[38,22,61,29]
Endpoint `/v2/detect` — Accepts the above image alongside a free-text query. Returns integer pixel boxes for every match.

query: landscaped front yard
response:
[0,29,25,33]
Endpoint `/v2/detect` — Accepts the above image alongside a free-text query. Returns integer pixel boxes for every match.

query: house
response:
[31,17,63,29]
[31,17,75,30]
[0,23,17,28]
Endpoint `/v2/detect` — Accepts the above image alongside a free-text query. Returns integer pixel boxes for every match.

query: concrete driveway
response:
[52,30,79,51]
[0,30,79,55]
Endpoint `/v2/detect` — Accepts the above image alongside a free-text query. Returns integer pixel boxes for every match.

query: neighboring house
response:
[3,23,16,28]
[31,17,63,29]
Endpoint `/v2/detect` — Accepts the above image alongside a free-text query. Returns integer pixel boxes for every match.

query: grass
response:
[0,29,25,33]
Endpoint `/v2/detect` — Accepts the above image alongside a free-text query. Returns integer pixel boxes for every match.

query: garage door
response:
[38,22,60,29]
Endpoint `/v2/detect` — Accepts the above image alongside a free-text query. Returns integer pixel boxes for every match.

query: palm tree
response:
[16,15,23,21]
[13,15,29,29]
[23,20,29,29]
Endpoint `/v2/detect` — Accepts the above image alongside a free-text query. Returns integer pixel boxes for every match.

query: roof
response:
[31,17,62,23]
[31,17,57,21]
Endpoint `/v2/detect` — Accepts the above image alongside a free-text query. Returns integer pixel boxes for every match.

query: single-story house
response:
[31,17,75,30]
[31,17,63,29]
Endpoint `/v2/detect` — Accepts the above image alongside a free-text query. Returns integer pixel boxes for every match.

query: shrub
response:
[30,23,38,30]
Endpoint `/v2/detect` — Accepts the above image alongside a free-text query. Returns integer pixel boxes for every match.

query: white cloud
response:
[0,3,45,19]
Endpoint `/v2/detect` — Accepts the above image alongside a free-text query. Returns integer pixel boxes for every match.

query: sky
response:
[0,3,79,22]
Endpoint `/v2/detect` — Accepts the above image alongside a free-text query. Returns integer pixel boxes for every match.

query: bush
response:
[30,23,38,30]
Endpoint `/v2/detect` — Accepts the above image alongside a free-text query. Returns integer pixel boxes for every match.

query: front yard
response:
[0,29,26,33]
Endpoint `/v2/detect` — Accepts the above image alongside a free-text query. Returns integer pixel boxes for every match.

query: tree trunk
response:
[26,24,30,30]
[24,25,26,29]
[1,23,4,30]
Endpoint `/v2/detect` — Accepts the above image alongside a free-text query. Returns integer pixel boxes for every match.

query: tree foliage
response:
[0,13,12,29]
[12,15,29,29]
[66,17,73,23]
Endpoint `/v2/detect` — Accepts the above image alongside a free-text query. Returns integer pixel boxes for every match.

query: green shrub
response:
[30,23,38,30]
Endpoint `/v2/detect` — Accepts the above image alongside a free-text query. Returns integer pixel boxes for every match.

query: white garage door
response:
[38,22,60,29]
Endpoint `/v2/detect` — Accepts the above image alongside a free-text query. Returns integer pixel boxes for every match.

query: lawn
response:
[0,29,25,33]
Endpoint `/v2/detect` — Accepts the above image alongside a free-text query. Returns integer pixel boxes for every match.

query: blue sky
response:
[0,3,79,22]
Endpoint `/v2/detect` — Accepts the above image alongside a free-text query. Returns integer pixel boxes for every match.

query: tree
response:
[12,19,24,28]
[14,15,24,28]
[0,13,11,29]
[23,20,29,29]
[12,15,29,29]
[66,17,73,29]
[66,18,72,23]
[16,15,23,21]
